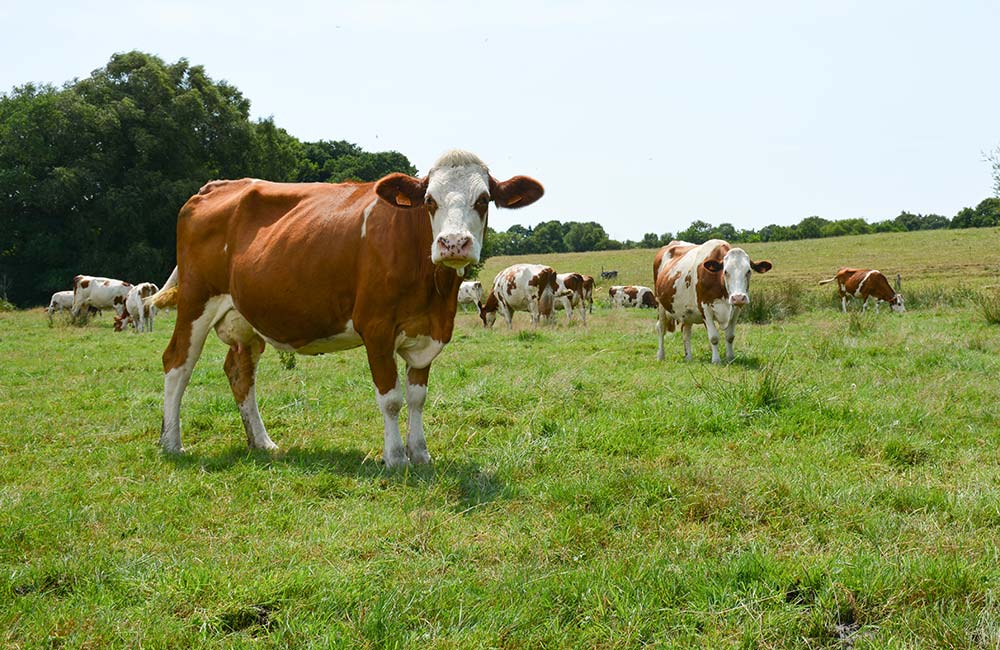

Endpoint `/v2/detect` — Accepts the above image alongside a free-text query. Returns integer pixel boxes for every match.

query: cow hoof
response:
[251,440,279,452]
[161,444,185,454]
[408,448,432,465]
[383,450,410,468]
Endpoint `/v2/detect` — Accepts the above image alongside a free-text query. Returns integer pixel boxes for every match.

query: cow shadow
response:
[161,443,513,509]
[726,356,765,369]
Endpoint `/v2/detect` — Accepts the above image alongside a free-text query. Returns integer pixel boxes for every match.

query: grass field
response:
[2,228,1000,647]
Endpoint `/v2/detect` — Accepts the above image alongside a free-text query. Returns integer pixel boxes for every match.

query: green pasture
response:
[2,228,1000,647]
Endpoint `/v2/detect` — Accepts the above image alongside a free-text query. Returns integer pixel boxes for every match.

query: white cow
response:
[72,275,132,319]
[653,239,772,363]
[457,281,483,309]
[479,264,558,328]
[124,282,160,332]
[46,290,75,323]
[609,285,657,308]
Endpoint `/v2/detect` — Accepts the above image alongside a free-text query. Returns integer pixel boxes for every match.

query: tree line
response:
[485,197,1000,258]
[0,51,417,306]
[2,50,997,306]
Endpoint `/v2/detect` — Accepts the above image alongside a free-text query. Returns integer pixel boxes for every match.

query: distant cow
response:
[149,149,543,466]
[457,281,483,309]
[554,272,587,324]
[581,275,595,313]
[609,285,656,308]
[654,239,772,363]
[479,263,558,329]
[819,268,904,313]
[123,282,160,332]
[72,275,132,319]
[47,291,75,323]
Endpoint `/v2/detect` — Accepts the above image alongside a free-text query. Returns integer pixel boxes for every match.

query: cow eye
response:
[425,196,437,211]
[475,194,490,207]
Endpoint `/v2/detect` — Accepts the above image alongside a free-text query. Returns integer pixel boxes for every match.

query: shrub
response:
[743,280,805,324]
[973,288,1000,325]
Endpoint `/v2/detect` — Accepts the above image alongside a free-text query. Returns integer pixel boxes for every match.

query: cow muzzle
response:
[729,293,749,306]
[434,233,476,268]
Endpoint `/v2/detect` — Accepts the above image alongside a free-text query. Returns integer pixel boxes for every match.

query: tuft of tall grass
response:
[276,350,297,370]
[846,311,878,336]
[973,288,1000,325]
[743,281,805,324]
[708,353,798,416]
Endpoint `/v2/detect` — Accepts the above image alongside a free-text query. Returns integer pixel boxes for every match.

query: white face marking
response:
[722,248,753,305]
[425,155,490,269]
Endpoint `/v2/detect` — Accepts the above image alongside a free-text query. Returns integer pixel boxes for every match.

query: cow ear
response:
[703,259,723,273]
[376,173,428,208]
[751,260,773,273]
[490,175,544,209]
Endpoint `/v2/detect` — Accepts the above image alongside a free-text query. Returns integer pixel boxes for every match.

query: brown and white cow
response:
[149,150,542,466]
[581,274,595,313]
[72,275,132,319]
[123,282,160,332]
[457,280,483,309]
[478,264,558,329]
[554,272,587,324]
[610,285,656,308]
[654,239,772,363]
[819,268,905,313]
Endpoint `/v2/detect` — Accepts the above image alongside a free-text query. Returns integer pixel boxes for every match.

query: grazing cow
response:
[149,150,542,466]
[457,281,483,309]
[479,264,558,329]
[581,275,595,313]
[46,291,75,323]
[72,275,132,319]
[654,239,772,363]
[609,285,656,308]
[123,282,160,332]
[819,268,905,313]
[554,272,587,324]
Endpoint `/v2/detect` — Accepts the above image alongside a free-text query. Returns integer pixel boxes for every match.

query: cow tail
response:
[147,267,180,309]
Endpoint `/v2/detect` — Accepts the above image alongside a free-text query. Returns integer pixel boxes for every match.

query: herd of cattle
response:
[44,150,906,466]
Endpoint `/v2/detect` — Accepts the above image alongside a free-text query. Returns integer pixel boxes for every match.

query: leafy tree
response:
[640,232,661,248]
[564,222,609,252]
[0,51,417,306]
[531,221,568,253]
[676,220,714,244]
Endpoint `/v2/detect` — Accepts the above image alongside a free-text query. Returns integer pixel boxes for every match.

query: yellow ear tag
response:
[395,193,412,207]
[506,195,523,206]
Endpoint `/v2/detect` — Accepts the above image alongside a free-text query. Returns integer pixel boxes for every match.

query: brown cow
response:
[609,285,656,308]
[150,150,543,466]
[819,268,905,313]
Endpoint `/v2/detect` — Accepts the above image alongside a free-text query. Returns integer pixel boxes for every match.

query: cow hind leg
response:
[161,295,228,452]
[215,310,277,451]
[656,307,668,361]
[405,365,431,464]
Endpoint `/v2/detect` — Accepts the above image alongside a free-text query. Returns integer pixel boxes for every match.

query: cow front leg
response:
[366,347,407,467]
[682,323,693,361]
[405,365,431,464]
[724,320,737,362]
[701,307,723,363]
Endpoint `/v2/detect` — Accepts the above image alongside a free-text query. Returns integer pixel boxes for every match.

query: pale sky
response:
[2,1,998,240]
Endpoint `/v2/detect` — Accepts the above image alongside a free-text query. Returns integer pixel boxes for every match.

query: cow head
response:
[376,150,543,273]
[478,292,499,328]
[703,248,772,306]
[891,293,906,313]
